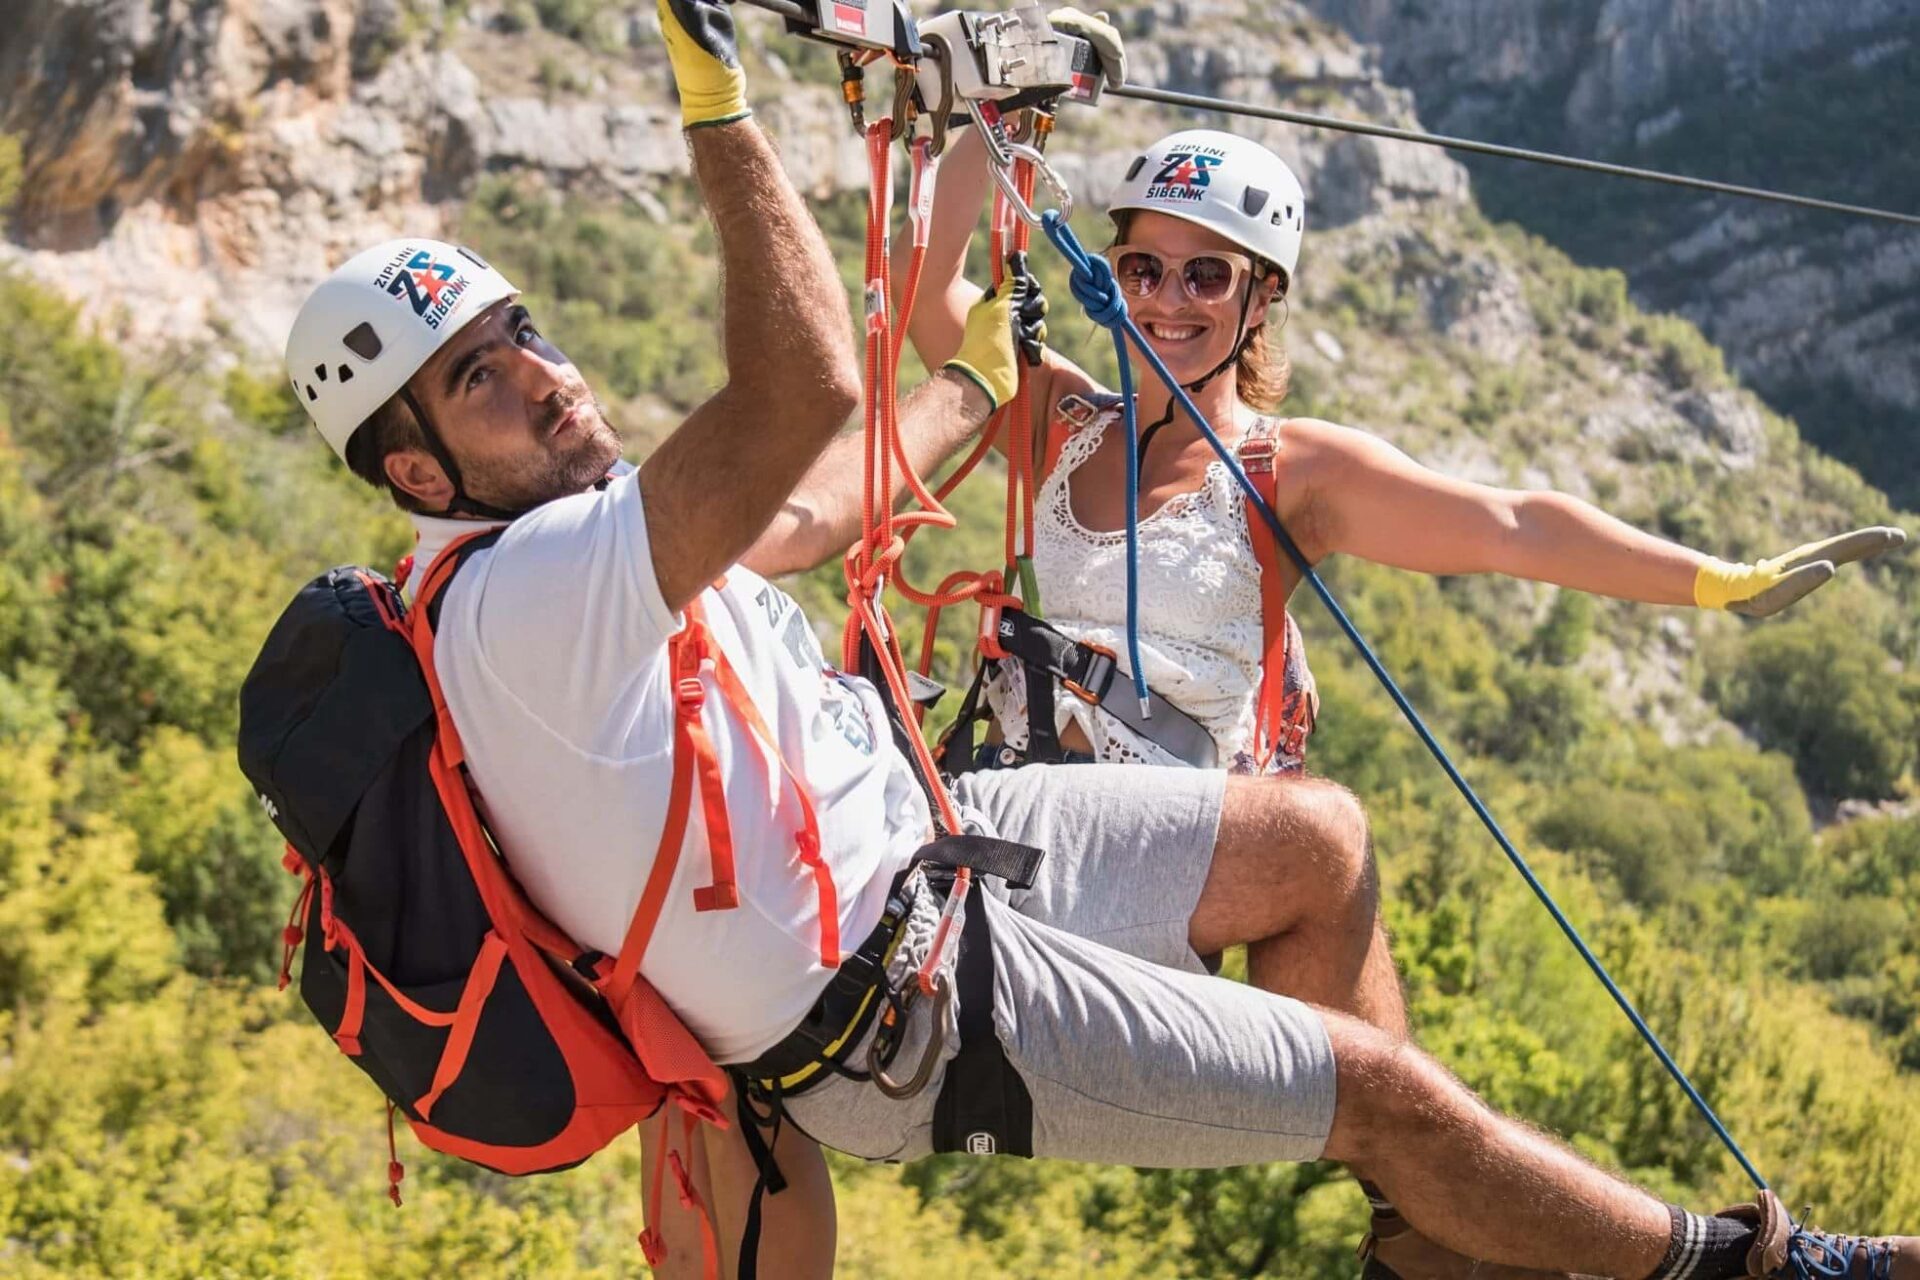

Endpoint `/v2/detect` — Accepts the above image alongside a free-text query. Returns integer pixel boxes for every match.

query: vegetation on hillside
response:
[0,142,1915,1275]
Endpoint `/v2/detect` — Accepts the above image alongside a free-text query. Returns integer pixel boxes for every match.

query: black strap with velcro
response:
[931,877,1033,1159]
[1024,654,1064,764]
[996,607,1117,703]
[913,832,1044,891]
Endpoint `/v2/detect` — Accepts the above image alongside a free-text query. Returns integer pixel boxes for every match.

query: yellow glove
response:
[945,254,1049,409]
[943,285,1021,411]
[1049,7,1127,88]
[657,0,749,129]
[1694,526,1908,617]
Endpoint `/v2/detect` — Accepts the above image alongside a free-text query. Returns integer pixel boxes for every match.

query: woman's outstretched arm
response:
[1289,418,1905,612]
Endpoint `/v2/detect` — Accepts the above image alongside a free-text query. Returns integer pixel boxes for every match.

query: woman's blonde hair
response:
[1110,210,1291,411]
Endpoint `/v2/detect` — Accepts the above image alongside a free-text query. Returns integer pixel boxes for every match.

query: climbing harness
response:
[940,603,1220,771]
[267,7,1920,1270]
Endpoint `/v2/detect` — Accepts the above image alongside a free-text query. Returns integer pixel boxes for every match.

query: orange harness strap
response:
[1238,426,1313,770]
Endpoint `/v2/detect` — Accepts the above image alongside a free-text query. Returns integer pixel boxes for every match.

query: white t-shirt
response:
[408,470,931,1063]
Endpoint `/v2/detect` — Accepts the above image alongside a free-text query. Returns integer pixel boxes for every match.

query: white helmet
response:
[286,238,518,461]
[1107,129,1306,287]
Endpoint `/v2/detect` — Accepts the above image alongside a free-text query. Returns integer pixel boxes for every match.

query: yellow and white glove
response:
[944,256,1050,410]
[657,0,749,129]
[1694,526,1908,617]
[943,285,1020,412]
[1049,7,1127,89]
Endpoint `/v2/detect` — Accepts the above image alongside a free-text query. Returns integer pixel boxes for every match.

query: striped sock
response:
[1648,1204,1758,1280]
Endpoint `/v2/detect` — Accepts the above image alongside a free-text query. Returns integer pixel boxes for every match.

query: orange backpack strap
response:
[603,599,724,1007]
[1238,421,1295,771]
[603,590,845,1005]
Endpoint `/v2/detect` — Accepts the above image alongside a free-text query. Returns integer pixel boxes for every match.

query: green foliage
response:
[222,365,307,437]
[532,0,622,49]
[0,158,1917,1278]
[1460,361,1530,427]
[459,177,728,418]
[119,729,286,980]
[1630,312,1729,390]
[1715,614,1919,800]
[1531,588,1595,665]
[1531,743,1813,904]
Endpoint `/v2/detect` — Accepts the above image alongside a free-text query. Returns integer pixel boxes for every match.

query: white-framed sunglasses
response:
[1103,245,1260,302]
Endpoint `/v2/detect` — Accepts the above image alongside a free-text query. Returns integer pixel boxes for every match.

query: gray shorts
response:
[783,763,1337,1168]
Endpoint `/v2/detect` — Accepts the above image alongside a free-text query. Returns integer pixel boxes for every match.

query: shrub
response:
[1720,615,1918,800]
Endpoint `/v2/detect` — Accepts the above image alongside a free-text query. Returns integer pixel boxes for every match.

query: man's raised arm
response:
[639,0,862,613]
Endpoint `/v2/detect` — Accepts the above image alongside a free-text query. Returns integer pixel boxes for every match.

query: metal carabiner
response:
[868,968,953,1099]
[890,61,918,142]
[917,34,957,157]
[991,144,1074,228]
[964,99,1073,227]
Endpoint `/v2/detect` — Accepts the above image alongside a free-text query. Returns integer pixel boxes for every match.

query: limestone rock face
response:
[1299,0,1911,152]
[1295,0,1920,502]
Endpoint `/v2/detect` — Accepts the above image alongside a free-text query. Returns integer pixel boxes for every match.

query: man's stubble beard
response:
[469,396,625,514]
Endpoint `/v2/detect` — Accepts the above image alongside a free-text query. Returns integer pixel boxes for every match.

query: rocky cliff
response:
[1297,0,1920,505]
[3,0,1909,740]
[0,0,1464,357]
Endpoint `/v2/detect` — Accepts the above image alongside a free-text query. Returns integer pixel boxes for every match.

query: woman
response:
[901,123,1905,775]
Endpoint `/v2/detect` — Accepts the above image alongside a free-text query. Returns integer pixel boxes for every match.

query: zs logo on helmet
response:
[372,247,473,331]
[1146,151,1224,202]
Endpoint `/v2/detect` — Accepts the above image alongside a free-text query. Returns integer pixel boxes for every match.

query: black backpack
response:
[237,533,725,1207]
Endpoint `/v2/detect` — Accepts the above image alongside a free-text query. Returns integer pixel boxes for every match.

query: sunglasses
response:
[1103,245,1259,303]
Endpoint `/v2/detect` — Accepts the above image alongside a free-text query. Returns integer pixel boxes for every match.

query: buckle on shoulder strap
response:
[1053,393,1103,429]
[1238,434,1278,475]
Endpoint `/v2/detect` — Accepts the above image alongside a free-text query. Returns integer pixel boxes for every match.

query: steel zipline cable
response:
[735,0,1920,229]
[1110,83,1920,228]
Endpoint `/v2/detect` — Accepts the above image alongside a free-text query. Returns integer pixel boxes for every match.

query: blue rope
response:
[1066,247,1153,714]
[1040,209,1771,1193]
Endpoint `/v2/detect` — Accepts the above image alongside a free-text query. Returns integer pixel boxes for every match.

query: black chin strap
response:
[1135,280,1268,464]
[398,386,528,522]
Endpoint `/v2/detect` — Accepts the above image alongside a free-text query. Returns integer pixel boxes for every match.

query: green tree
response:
[1720,616,1918,800]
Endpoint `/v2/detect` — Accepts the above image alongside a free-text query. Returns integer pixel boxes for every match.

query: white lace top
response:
[984,403,1316,774]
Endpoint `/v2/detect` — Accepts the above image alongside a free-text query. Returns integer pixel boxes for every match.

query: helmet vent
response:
[1124,155,1146,181]
[1241,186,1269,217]
[314,364,328,382]
[337,365,354,383]
[342,322,383,361]
[456,246,491,270]
[305,384,317,402]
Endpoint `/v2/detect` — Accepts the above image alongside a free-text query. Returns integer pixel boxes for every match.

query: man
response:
[282,3,1915,1277]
